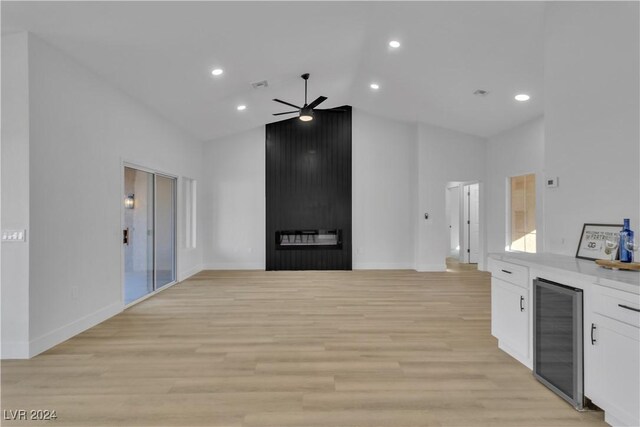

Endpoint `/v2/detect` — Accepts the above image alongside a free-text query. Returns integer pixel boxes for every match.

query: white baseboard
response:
[203,262,439,271]
[498,341,532,370]
[415,263,447,272]
[28,302,122,358]
[203,262,265,270]
[604,410,635,427]
[1,341,30,360]
[178,264,203,281]
[353,262,415,270]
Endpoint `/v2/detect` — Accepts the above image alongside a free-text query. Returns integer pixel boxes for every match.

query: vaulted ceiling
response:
[2,1,545,141]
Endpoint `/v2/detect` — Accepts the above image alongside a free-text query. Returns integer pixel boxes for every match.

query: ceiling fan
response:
[273,73,343,122]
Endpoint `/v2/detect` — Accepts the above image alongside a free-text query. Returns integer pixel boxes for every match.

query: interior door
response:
[447,186,460,257]
[463,183,480,263]
[468,183,480,263]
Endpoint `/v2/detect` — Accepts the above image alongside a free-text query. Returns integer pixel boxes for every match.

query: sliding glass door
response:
[123,167,154,304]
[155,174,176,288]
[124,166,176,305]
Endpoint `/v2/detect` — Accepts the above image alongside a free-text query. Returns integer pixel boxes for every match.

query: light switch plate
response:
[2,229,27,242]
[546,177,559,188]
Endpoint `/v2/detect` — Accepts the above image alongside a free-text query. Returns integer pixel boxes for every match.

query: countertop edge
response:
[488,252,640,295]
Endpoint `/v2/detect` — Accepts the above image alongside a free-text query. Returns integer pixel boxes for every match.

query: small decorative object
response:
[124,194,135,209]
[576,223,622,261]
[619,218,635,263]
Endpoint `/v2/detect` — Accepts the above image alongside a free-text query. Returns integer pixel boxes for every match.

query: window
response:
[184,178,197,249]
[510,173,536,253]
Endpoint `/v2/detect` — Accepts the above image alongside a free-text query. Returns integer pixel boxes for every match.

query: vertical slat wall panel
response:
[265,107,352,270]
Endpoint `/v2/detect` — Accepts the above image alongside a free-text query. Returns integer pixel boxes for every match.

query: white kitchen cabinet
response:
[491,276,530,368]
[587,285,640,427]
[489,253,640,426]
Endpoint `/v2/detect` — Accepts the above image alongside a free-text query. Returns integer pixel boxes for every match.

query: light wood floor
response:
[1,266,606,427]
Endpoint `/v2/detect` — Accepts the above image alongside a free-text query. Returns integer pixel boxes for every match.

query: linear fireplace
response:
[276,229,342,250]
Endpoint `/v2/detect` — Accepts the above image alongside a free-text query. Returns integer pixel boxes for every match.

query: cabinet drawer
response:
[491,259,528,288]
[592,284,640,328]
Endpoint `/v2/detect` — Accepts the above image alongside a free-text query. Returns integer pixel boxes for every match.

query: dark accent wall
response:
[266,106,352,270]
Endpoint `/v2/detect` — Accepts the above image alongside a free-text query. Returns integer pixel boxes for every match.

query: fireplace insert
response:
[276,229,342,250]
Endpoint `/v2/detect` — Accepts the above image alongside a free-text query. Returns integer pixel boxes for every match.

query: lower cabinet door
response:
[491,277,529,361]
[589,314,640,427]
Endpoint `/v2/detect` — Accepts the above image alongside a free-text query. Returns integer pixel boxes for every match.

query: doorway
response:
[123,166,176,305]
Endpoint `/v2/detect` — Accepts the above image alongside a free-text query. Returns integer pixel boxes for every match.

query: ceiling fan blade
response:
[273,111,299,116]
[273,99,301,109]
[320,108,347,112]
[307,96,327,110]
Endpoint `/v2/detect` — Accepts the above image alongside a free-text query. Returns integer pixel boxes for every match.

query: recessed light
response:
[515,94,530,102]
[237,105,246,111]
[211,68,224,76]
[370,83,380,90]
[389,40,401,48]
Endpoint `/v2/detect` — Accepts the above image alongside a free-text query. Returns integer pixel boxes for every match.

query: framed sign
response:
[575,223,622,261]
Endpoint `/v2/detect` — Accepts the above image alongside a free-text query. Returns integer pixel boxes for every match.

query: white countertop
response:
[489,252,640,294]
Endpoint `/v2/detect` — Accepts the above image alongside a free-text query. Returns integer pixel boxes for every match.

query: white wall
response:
[416,123,486,271]
[202,126,265,269]
[485,116,545,261]
[352,109,417,269]
[1,34,205,358]
[1,33,31,358]
[544,2,639,255]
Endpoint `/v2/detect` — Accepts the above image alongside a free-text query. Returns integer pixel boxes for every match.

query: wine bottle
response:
[619,218,634,263]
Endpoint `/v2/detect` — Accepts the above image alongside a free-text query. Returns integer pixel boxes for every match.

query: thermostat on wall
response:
[546,177,559,188]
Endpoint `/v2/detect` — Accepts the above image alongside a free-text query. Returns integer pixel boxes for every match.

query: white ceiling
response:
[2,1,545,141]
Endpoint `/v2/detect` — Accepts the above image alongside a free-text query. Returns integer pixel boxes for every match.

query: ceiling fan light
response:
[299,108,314,121]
